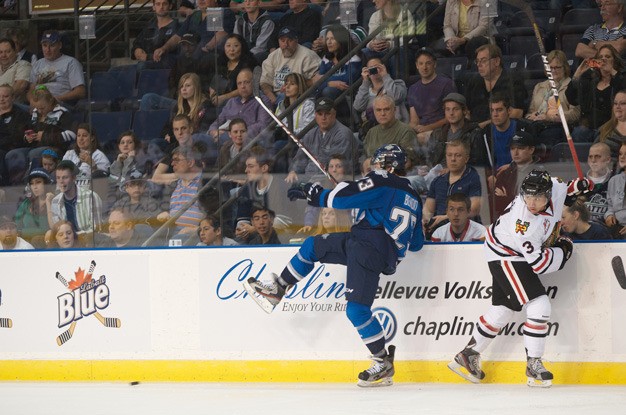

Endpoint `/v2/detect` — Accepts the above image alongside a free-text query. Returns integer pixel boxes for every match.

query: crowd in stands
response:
[3,0,626,252]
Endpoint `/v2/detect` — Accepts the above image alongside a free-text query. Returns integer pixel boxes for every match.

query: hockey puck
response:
[129,381,140,386]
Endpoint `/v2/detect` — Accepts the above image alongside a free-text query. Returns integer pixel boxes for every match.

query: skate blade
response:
[243,279,277,314]
[448,361,481,384]
[357,377,393,388]
[527,377,552,388]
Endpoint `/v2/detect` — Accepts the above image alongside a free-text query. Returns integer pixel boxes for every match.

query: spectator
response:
[408,47,456,145]
[217,118,248,176]
[178,0,196,18]
[243,203,282,245]
[152,114,196,185]
[312,21,368,57]
[362,94,418,171]
[0,215,34,250]
[488,131,539,219]
[567,45,626,142]
[62,123,111,187]
[575,0,626,59]
[28,30,86,106]
[0,84,29,184]
[14,167,54,246]
[312,206,353,235]
[233,146,301,236]
[595,89,626,157]
[604,141,626,237]
[525,50,580,147]
[233,0,275,62]
[40,148,59,180]
[197,214,238,246]
[428,92,481,167]
[562,198,612,240]
[312,24,362,100]
[152,0,236,74]
[464,44,527,128]
[157,146,205,237]
[112,169,163,228]
[483,93,535,169]
[0,37,30,101]
[364,0,415,77]
[104,208,153,248]
[5,86,76,185]
[45,220,80,249]
[433,0,492,60]
[4,27,37,65]
[286,97,356,184]
[208,68,271,145]
[47,160,104,236]
[353,57,408,140]
[423,140,482,233]
[269,0,322,50]
[109,131,149,187]
[260,26,321,105]
[209,33,258,107]
[584,142,613,224]
[132,0,179,69]
[430,193,486,242]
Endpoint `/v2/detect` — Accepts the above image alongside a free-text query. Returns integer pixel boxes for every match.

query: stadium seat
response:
[121,68,171,111]
[560,8,602,35]
[132,109,171,141]
[436,56,468,81]
[548,142,592,163]
[76,72,123,112]
[87,111,133,158]
[108,65,138,98]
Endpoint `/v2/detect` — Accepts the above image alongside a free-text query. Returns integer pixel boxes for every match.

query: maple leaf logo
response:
[68,268,92,290]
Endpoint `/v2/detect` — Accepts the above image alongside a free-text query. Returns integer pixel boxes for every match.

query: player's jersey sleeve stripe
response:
[486,225,522,257]
[326,182,349,207]
[503,260,529,304]
[532,249,552,274]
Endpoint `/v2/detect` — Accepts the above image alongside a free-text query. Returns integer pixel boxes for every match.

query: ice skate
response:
[448,347,485,384]
[243,273,287,314]
[357,345,395,387]
[526,357,553,388]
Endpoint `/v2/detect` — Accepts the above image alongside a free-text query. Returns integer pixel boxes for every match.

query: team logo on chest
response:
[515,219,530,235]
[543,218,551,234]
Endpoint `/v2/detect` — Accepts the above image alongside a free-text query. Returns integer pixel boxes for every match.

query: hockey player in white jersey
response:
[448,170,591,387]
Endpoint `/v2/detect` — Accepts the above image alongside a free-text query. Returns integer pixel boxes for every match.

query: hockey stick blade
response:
[0,318,12,328]
[611,256,626,289]
[94,312,121,328]
[56,321,76,346]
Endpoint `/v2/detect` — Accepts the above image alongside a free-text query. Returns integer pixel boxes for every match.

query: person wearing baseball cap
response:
[28,30,86,105]
[13,166,53,246]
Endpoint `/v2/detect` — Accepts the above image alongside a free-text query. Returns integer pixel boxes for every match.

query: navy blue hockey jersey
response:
[314,169,424,260]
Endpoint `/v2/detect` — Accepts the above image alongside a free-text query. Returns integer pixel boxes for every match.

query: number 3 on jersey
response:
[390,207,415,250]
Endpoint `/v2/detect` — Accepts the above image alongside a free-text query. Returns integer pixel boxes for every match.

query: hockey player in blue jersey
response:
[244,144,424,387]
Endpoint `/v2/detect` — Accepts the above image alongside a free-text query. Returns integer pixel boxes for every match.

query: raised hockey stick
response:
[254,96,337,185]
[499,0,584,179]
[0,318,12,328]
[611,256,626,289]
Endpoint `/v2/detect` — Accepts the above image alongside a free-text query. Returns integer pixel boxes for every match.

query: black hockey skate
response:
[526,357,553,388]
[243,273,287,314]
[448,347,486,384]
[357,345,396,388]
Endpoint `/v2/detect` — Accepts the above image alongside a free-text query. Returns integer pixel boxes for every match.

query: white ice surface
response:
[1,382,625,415]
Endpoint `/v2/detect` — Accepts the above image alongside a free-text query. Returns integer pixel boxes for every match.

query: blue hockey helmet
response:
[521,169,552,199]
[371,144,407,172]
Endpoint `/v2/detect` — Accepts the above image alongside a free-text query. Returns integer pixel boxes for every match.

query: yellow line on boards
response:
[0,361,624,384]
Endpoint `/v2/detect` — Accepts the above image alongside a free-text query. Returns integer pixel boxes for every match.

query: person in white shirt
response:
[430,193,485,242]
[0,216,34,250]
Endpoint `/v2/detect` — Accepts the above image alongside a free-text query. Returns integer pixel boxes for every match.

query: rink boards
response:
[0,243,625,384]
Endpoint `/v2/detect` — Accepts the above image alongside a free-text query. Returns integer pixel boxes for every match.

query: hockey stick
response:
[0,318,12,328]
[499,0,584,179]
[254,96,338,185]
[56,321,76,346]
[611,256,626,289]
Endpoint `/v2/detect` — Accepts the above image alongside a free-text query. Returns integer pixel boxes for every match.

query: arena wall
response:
[0,243,625,384]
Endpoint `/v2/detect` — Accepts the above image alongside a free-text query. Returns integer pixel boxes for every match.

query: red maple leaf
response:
[68,268,92,290]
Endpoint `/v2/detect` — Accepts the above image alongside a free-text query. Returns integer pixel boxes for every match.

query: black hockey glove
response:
[306,182,324,205]
[567,178,593,197]
[287,183,308,201]
[553,236,573,262]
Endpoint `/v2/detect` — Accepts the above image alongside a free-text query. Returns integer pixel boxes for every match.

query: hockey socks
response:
[346,302,386,355]
[280,237,317,286]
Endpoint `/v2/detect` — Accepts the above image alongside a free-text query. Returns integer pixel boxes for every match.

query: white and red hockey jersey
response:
[431,220,486,242]
[485,178,568,275]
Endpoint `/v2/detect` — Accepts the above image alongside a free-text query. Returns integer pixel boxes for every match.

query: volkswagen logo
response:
[372,307,397,343]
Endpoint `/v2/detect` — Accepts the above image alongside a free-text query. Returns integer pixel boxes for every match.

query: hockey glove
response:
[306,182,324,205]
[567,178,594,197]
[553,236,573,262]
[287,183,308,201]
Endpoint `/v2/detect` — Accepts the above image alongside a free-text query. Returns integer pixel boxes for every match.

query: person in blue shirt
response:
[244,144,424,387]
